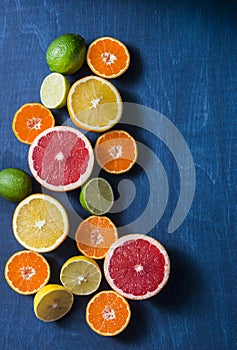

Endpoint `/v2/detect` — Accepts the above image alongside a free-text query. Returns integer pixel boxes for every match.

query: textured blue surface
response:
[0,1,236,349]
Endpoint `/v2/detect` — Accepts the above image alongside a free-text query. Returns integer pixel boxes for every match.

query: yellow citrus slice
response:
[60,255,102,295]
[86,290,131,336]
[4,250,50,295]
[67,76,122,132]
[34,284,74,322]
[12,193,69,252]
[87,36,130,79]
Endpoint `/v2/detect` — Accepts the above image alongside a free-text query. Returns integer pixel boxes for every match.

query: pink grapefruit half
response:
[104,234,170,300]
[28,126,94,191]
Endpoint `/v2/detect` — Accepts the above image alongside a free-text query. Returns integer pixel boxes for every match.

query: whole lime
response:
[46,34,86,75]
[0,168,32,202]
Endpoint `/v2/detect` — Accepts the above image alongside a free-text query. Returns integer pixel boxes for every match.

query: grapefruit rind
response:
[4,250,50,295]
[86,37,130,79]
[12,193,69,253]
[86,290,131,336]
[28,126,94,192]
[104,234,170,300]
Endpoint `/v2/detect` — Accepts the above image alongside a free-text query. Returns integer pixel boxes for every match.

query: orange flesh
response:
[76,216,117,259]
[87,38,129,77]
[87,291,130,335]
[95,130,137,173]
[13,104,55,144]
[6,251,49,293]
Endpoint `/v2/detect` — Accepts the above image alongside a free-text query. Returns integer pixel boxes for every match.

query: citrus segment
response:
[104,234,170,300]
[12,193,69,252]
[4,250,50,295]
[86,290,131,336]
[34,284,74,322]
[75,216,118,259]
[95,130,138,173]
[40,73,70,109]
[12,103,55,144]
[67,76,122,132]
[60,256,102,295]
[79,177,114,215]
[28,126,94,191]
[87,37,130,79]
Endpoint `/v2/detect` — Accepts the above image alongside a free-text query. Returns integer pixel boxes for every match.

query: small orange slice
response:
[95,130,138,174]
[4,250,50,295]
[12,103,55,144]
[75,216,118,259]
[86,290,131,336]
[87,37,130,79]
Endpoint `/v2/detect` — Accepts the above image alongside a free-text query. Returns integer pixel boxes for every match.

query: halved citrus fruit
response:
[86,290,131,336]
[40,72,71,109]
[28,126,94,191]
[79,177,114,215]
[67,76,122,132]
[34,284,74,322]
[95,130,138,174]
[12,103,55,144]
[104,234,170,300]
[75,216,118,259]
[60,255,102,295]
[12,193,69,252]
[87,37,130,79]
[4,250,50,295]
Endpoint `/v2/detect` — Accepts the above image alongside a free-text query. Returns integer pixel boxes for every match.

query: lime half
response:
[80,177,114,215]
[34,284,74,322]
[60,256,102,295]
[40,72,70,109]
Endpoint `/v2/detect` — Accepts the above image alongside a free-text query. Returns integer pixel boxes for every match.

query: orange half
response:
[95,130,138,174]
[12,103,55,144]
[4,250,50,295]
[86,290,131,336]
[87,37,130,79]
[75,216,118,259]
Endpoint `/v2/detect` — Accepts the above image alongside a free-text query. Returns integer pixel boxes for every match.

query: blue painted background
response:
[0,1,236,349]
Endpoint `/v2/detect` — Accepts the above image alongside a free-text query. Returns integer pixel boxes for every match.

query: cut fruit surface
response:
[4,250,50,295]
[40,72,71,109]
[86,290,131,336]
[12,103,55,144]
[104,234,170,300]
[87,37,130,79]
[95,130,137,174]
[60,256,102,295]
[67,76,122,132]
[28,126,94,191]
[75,216,118,259]
[12,193,69,252]
[34,284,74,322]
[79,177,114,215]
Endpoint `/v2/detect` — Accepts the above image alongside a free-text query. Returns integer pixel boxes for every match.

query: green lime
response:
[0,168,32,202]
[80,177,114,215]
[40,72,70,109]
[46,33,86,75]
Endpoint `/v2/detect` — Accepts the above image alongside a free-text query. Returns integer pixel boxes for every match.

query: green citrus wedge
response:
[40,72,70,109]
[79,177,114,215]
[60,256,102,295]
[34,284,74,322]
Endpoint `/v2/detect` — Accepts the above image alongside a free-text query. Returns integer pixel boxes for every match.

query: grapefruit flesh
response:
[28,126,94,191]
[104,234,170,300]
